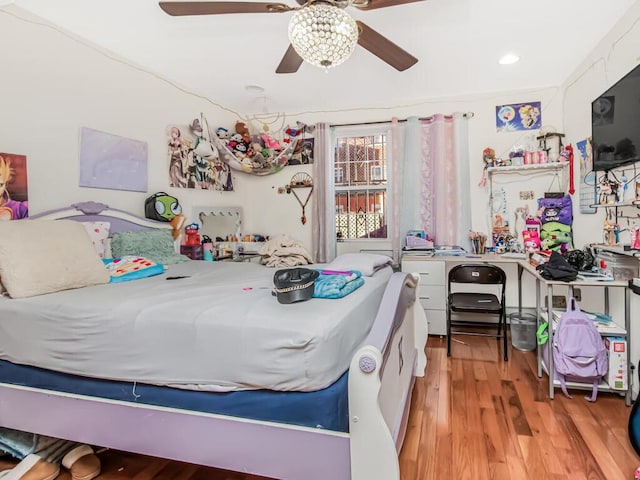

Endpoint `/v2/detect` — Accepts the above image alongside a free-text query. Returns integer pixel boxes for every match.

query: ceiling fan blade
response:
[352,0,425,10]
[159,1,292,16]
[276,45,303,74]
[356,21,417,71]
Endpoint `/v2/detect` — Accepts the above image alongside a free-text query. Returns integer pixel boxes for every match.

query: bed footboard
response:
[348,272,427,480]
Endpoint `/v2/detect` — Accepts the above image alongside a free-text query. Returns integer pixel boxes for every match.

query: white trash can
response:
[509,312,537,351]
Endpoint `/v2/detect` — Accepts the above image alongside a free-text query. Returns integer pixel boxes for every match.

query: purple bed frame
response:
[0,202,428,480]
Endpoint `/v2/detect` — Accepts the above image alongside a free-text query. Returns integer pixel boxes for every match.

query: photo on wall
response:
[0,152,28,220]
[167,121,233,191]
[496,101,542,132]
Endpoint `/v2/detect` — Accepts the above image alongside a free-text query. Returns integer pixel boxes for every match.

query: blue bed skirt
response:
[0,360,349,432]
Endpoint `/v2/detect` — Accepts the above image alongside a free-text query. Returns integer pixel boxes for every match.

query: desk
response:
[519,261,632,405]
[401,254,525,335]
[401,254,632,405]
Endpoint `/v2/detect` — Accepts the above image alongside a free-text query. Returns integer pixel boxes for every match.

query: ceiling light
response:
[288,4,358,70]
[498,53,520,65]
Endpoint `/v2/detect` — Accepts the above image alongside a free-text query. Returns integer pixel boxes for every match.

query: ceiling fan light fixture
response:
[288,4,358,70]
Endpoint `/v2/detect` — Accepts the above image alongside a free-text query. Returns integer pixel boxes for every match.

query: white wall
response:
[0,6,307,243]
[562,1,640,388]
[1,6,570,258]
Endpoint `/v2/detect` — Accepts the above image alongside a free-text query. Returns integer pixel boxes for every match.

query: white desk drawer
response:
[401,260,445,285]
[418,285,446,310]
[424,309,446,336]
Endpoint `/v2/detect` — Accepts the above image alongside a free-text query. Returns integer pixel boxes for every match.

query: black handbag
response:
[536,251,578,282]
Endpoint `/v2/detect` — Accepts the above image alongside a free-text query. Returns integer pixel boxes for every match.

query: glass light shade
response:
[288,5,358,70]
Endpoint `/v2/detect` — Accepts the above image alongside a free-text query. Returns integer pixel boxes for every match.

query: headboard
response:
[30,201,172,235]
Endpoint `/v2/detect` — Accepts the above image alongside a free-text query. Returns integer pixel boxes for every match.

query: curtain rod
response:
[330,112,474,128]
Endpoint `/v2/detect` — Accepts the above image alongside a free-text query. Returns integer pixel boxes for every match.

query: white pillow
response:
[81,221,111,258]
[325,253,393,277]
[0,219,110,298]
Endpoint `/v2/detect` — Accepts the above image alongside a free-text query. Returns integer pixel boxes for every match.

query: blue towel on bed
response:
[313,270,364,299]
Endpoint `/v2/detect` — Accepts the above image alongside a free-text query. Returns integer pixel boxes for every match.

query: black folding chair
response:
[446,264,508,361]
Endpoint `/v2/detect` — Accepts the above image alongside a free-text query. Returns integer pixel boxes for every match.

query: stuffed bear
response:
[235,121,251,144]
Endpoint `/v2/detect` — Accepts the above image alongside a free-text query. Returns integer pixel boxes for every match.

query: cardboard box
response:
[604,337,628,390]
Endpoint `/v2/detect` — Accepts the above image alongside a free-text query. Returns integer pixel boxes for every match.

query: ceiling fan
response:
[159,0,421,73]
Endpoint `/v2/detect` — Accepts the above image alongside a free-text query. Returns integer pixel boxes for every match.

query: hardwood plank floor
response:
[0,335,637,479]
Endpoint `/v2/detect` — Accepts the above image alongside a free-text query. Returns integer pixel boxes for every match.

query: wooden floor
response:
[1,335,637,479]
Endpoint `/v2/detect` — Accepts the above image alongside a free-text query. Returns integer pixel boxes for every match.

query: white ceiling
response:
[10,0,638,114]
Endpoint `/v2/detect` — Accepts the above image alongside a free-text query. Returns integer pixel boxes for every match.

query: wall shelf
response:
[487,162,569,175]
[588,200,640,209]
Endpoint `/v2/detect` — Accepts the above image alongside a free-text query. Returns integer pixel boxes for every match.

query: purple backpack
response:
[538,195,573,225]
[553,298,608,402]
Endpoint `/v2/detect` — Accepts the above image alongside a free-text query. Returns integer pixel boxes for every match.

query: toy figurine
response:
[184,223,201,246]
[603,219,617,246]
[478,147,496,187]
[631,225,640,250]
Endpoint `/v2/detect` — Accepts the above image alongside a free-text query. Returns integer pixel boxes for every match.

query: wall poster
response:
[288,137,315,165]
[79,127,148,192]
[167,120,233,191]
[0,152,28,220]
[496,101,542,132]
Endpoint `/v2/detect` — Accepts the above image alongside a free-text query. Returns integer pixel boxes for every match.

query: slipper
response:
[61,447,100,480]
[0,454,59,480]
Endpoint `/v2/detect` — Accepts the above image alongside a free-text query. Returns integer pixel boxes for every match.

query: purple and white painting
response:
[79,127,148,192]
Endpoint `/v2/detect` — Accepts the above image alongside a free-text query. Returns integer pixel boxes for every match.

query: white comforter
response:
[0,261,391,392]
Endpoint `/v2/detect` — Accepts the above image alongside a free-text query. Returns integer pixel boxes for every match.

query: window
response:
[332,127,389,240]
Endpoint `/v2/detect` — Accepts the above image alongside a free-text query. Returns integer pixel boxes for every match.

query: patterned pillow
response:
[81,221,111,258]
[110,229,188,265]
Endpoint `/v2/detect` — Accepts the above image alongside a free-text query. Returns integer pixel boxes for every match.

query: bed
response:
[0,201,428,480]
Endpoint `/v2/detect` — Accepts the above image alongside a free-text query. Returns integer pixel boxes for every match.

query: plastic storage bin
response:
[596,251,639,281]
[509,312,537,351]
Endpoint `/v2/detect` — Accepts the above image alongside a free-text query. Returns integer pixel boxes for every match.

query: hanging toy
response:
[478,147,495,187]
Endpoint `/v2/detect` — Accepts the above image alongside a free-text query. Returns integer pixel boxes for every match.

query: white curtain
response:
[420,113,471,249]
[311,122,334,263]
[390,116,421,264]
[391,114,471,252]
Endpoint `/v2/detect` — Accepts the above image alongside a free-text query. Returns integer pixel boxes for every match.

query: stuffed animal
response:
[263,134,283,151]
[216,127,230,142]
[184,223,201,246]
[233,141,249,159]
[235,121,251,144]
[283,126,301,144]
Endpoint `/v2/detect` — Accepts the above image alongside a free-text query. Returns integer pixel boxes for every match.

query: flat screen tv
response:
[591,63,640,172]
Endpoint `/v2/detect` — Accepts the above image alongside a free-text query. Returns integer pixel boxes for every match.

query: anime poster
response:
[0,152,28,220]
[576,138,597,214]
[79,127,148,192]
[288,137,314,165]
[167,120,233,191]
[496,101,542,132]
